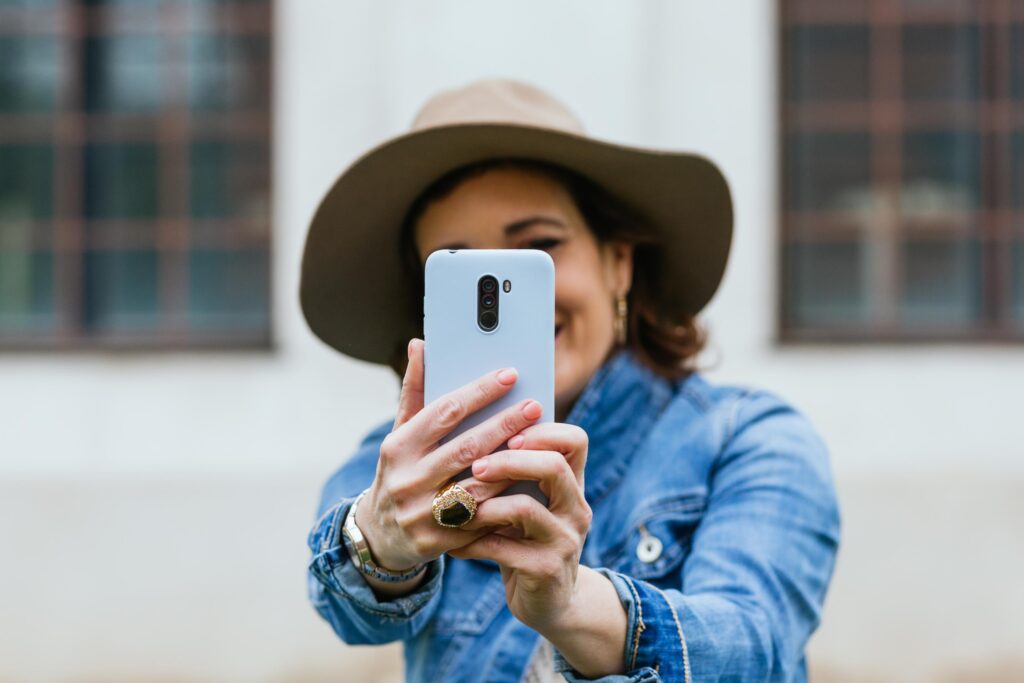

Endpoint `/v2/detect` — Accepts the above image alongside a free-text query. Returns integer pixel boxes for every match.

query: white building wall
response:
[1,1,1019,681]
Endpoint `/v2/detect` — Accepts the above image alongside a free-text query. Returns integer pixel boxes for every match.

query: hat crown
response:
[411,78,585,135]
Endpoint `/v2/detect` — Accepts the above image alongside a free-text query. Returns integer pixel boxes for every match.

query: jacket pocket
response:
[601,490,707,581]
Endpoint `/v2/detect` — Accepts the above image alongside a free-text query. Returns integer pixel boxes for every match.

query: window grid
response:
[0,0,272,349]
[779,0,1023,342]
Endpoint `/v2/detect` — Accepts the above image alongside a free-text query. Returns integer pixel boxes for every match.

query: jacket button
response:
[636,532,663,563]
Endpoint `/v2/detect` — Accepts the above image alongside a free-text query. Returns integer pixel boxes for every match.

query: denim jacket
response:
[307,348,840,682]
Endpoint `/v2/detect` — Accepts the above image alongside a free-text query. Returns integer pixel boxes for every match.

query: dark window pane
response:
[188,248,268,329]
[786,241,869,324]
[0,36,60,112]
[0,250,53,331]
[786,0,868,17]
[190,140,269,219]
[902,131,980,211]
[187,35,269,111]
[899,238,981,324]
[785,25,869,102]
[902,24,980,101]
[786,132,871,211]
[1013,240,1024,324]
[187,0,265,5]
[901,0,976,12]
[84,249,159,331]
[187,0,268,31]
[0,144,52,226]
[84,35,162,112]
[1013,132,1024,209]
[84,143,158,219]
[1012,24,1024,100]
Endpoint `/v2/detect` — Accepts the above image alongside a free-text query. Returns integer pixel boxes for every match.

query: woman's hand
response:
[357,338,545,573]
[449,421,593,632]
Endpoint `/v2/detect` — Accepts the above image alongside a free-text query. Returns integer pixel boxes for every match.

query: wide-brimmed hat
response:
[300,78,733,366]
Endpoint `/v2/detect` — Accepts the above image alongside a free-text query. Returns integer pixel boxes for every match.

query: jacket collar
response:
[564,347,676,504]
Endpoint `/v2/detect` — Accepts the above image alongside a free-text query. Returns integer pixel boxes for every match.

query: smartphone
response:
[423,248,555,503]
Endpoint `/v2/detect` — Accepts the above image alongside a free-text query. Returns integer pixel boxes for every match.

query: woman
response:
[303,79,840,683]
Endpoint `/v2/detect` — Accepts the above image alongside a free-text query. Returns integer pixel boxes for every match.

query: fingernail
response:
[522,400,542,420]
[508,435,525,449]
[497,368,518,385]
[472,458,488,476]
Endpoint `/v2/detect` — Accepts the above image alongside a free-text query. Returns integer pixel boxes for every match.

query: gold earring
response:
[614,294,628,346]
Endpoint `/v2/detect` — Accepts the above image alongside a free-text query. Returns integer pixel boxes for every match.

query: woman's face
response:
[413,167,633,421]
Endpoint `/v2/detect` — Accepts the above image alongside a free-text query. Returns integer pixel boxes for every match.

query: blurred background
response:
[1,0,1022,681]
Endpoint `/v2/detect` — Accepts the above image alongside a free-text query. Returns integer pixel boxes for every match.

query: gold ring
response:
[432,482,477,528]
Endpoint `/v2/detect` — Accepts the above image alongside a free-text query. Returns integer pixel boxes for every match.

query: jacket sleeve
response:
[306,418,447,645]
[555,390,841,682]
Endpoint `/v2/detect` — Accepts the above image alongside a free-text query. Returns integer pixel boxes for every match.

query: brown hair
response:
[390,158,706,381]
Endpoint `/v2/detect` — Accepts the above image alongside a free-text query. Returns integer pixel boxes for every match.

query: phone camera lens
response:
[481,278,496,293]
[481,294,496,308]
[480,310,497,330]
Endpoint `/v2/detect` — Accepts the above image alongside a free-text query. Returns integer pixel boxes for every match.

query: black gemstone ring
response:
[432,482,477,528]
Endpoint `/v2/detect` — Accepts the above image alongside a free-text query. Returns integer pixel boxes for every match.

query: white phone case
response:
[423,249,555,501]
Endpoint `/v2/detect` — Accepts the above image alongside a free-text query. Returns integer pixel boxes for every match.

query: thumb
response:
[394,338,424,428]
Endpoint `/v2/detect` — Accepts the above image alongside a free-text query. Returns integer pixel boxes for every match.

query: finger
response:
[471,449,580,509]
[414,475,515,535]
[419,398,544,486]
[394,338,425,429]
[417,520,494,559]
[507,423,588,484]
[387,476,515,558]
[447,532,530,569]
[460,493,558,540]
[493,525,525,539]
[400,365,520,450]
[454,475,517,507]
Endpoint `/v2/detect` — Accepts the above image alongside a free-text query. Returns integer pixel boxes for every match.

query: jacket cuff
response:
[554,665,660,683]
[307,496,444,620]
[550,567,664,682]
[606,569,690,681]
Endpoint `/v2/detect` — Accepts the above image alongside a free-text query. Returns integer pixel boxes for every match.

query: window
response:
[0,0,272,348]
[780,0,1022,341]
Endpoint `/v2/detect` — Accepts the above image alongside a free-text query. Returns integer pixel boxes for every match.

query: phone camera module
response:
[478,275,499,331]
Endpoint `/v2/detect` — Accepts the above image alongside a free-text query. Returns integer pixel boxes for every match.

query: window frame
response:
[0,0,274,352]
[776,0,1023,344]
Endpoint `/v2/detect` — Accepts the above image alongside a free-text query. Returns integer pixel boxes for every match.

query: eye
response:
[526,238,561,251]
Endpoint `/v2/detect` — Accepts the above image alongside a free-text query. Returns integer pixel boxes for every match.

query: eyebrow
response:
[504,215,568,236]
[434,215,568,251]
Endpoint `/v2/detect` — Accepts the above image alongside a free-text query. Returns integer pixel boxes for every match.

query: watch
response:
[341,489,427,583]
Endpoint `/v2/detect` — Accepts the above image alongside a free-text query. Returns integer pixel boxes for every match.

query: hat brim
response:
[300,123,733,366]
